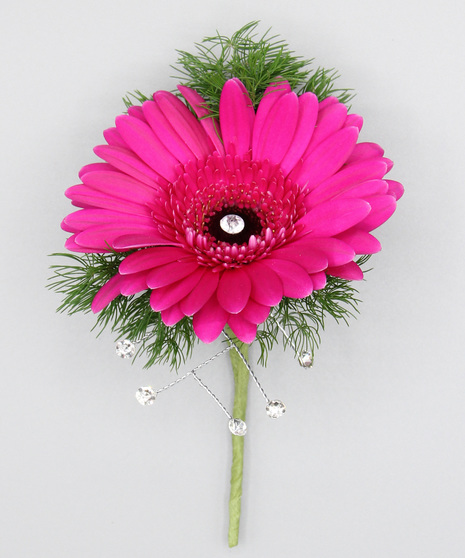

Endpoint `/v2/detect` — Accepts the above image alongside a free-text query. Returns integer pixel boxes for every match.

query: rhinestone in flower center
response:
[206,206,262,245]
[220,214,245,235]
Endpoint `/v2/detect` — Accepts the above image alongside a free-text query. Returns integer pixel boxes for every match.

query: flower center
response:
[161,151,307,269]
[207,207,261,245]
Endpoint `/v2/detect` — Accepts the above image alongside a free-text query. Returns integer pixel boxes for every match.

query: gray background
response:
[2,0,464,556]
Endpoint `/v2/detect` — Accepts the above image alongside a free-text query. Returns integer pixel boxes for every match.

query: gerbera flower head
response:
[62,77,403,344]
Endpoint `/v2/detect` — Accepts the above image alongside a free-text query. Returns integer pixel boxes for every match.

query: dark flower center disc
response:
[206,206,262,245]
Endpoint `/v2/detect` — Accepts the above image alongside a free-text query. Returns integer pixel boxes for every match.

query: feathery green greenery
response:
[254,255,371,366]
[172,21,311,113]
[48,252,124,315]
[48,251,369,369]
[50,22,366,370]
[122,90,152,111]
[48,252,199,369]
[123,21,354,113]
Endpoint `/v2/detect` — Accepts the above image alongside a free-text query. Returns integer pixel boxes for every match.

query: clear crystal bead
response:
[298,351,313,368]
[229,418,247,436]
[116,339,136,359]
[220,214,245,235]
[135,386,157,406]
[266,400,286,419]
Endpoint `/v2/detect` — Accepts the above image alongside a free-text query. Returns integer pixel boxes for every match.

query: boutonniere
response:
[49,22,403,546]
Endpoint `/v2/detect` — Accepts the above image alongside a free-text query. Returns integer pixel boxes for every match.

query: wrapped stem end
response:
[226,326,250,547]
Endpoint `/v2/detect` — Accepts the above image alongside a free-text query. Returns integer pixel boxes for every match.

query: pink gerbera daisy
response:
[62,78,403,343]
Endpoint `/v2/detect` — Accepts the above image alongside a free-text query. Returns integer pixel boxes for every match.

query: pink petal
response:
[128,105,145,120]
[61,218,78,233]
[154,91,211,159]
[304,102,348,153]
[94,144,160,187]
[252,79,291,155]
[161,303,184,326]
[65,184,152,217]
[91,274,123,312]
[227,314,257,344]
[119,272,149,295]
[333,179,389,200]
[115,115,179,181]
[386,180,404,200]
[119,246,191,274]
[336,229,381,254]
[103,127,128,149]
[382,157,394,172]
[327,261,363,280]
[192,293,229,343]
[179,270,220,316]
[75,224,158,250]
[295,126,359,190]
[253,92,299,164]
[244,261,283,306]
[310,271,327,290]
[232,78,255,128]
[113,233,178,250]
[280,92,319,175]
[345,114,363,131]
[292,237,355,267]
[269,245,328,273]
[78,162,114,179]
[305,160,389,207]
[345,142,384,165]
[219,79,254,157]
[64,235,106,253]
[69,199,91,209]
[142,100,195,163]
[150,268,205,312]
[146,260,199,288]
[298,198,371,237]
[63,209,154,229]
[357,195,397,231]
[238,299,270,324]
[178,85,225,155]
[260,259,313,298]
[216,268,251,314]
[318,96,339,110]
[81,170,157,205]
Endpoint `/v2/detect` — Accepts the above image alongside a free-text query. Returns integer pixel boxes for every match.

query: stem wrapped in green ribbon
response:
[226,327,250,547]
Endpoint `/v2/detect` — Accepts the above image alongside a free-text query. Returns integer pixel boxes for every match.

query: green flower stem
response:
[226,327,250,548]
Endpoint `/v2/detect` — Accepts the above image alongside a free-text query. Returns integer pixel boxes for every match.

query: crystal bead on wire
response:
[135,386,157,406]
[116,339,136,359]
[298,351,313,368]
[266,400,286,419]
[229,418,247,436]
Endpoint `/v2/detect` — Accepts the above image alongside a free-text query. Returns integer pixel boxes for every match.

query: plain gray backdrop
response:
[1,0,464,556]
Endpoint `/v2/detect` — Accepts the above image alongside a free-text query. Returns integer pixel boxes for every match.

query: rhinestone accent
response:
[116,339,136,359]
[229,418,247,436]
[219,214,245,235]
[298,351,313,368]
[266,400,286,419]
[135,387,157,406]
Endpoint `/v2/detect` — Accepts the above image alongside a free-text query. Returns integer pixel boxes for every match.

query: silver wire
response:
[133,332,152,344]
[155,345,233,394]
[155,370,192,394]
[222,331,270,404]
[275,320,298,352]
[190,371,232,420]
